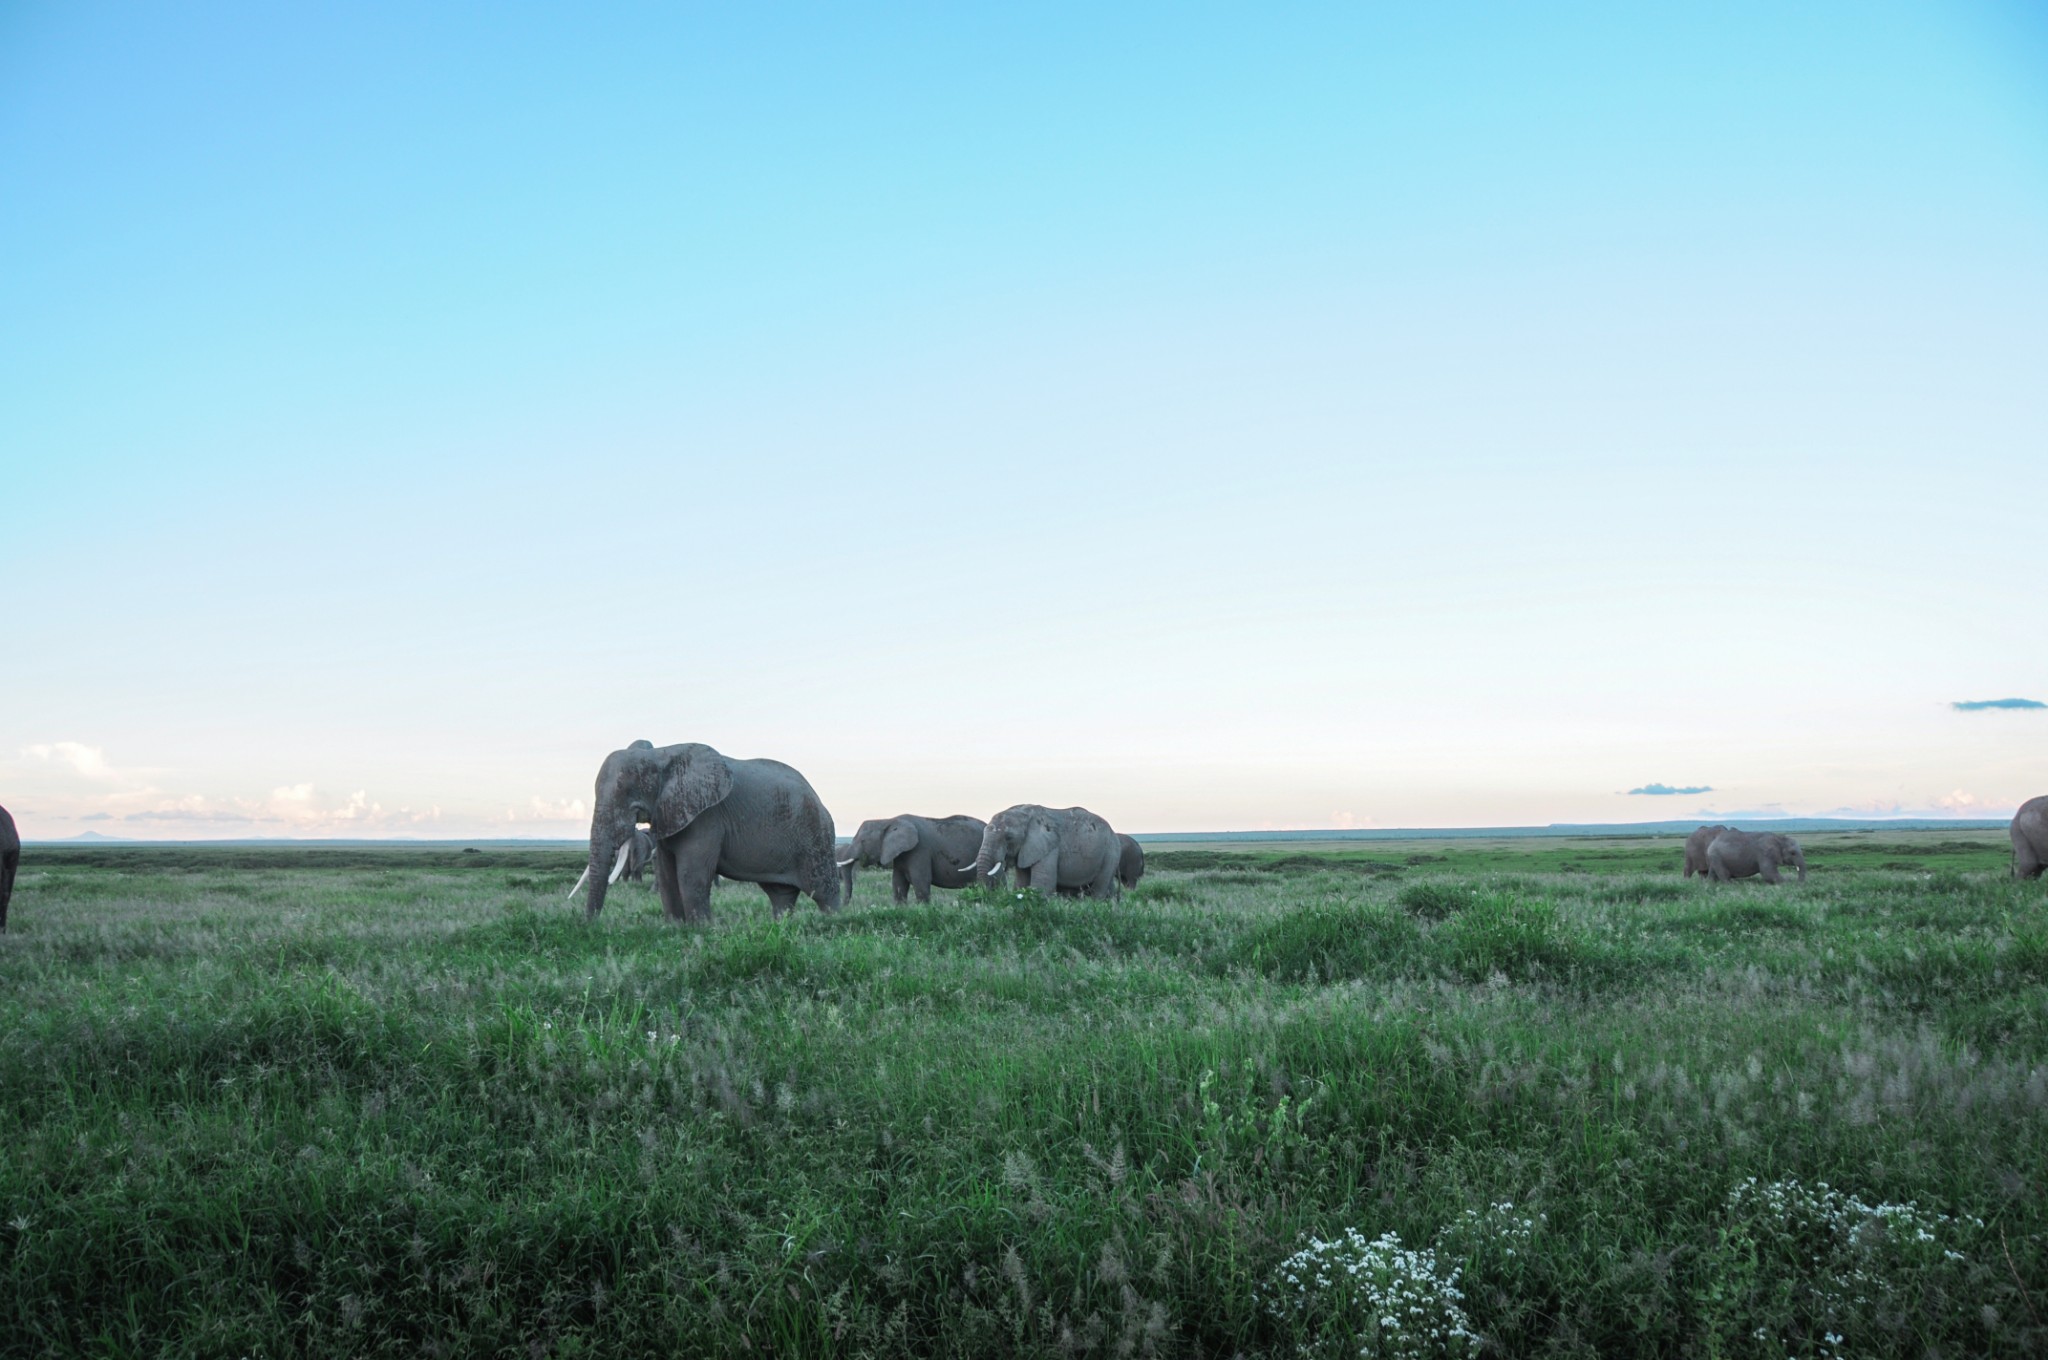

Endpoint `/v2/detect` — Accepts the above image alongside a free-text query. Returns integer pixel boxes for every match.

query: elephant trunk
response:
[584,811,625,919]
[972,826,1003,878]
[1791,847,1808,885]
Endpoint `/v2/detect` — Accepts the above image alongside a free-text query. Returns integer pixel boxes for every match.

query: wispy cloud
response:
[1950,697,2045,711]
[1628,783,1713,796]
[21,742,120,781]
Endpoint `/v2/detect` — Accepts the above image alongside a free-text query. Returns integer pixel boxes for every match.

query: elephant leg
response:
[1759,859,1781,885]
[666,837,721,923]
[840,862,856,903]
[763,883,800,919]
[2016,843,2044,880]
[0,849,13,931]
[908,856,934,904]
[890,862,911,905]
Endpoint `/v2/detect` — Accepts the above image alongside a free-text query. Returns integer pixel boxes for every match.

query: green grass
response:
[1,843,2043,1356]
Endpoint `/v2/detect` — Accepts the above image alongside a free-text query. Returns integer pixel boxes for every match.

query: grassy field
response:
[1,833,2042,1357]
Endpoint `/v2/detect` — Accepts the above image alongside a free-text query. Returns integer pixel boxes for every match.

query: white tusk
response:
[606,841,632,885]
[567,865,590,899]
[988,860,1003,875]
[836,858,856,868]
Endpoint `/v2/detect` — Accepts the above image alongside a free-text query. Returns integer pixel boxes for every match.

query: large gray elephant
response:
[1682,824,1729,878]
[2013,796,2048,880]
[837,814,988,904]
[1705,829,1807,885]
[568,740,840,922]
[973,804,1122,899]
[0,803,17,932]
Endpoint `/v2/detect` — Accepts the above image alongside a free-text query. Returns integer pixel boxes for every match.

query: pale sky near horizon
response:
[4,2,2046,840]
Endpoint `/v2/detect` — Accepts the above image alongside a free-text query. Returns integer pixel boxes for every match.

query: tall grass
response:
[0,850,2041,1356]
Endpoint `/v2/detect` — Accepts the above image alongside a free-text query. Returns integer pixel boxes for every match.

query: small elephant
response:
[2012,796,2048,880]
[838,814,989,904]
[0,803,17,932]
[1682,824,1729,878]
[974,804,1122,899]
[569,740,840,922]
[622,826,659,883]
[1706,829,1807,885]
[1117,834,1145,889]
[1061,833,1145,897]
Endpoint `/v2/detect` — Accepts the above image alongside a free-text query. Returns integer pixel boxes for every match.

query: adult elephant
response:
[1682,824,1729,878]
[973,804,1122,899]
[568,740,840,922]
[1706,829,1807,885]
[0,803,17,932]
[2012,796,2048,880]
[837,814,988,904]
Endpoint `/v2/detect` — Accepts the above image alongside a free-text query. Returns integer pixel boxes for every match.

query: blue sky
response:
[4,2,2045,838]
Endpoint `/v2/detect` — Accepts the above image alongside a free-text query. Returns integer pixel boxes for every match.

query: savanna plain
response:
[2,831,2043,1357]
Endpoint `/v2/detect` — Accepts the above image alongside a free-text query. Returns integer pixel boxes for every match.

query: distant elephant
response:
[1706,829,1807,885]
[622,826,659,883]
[1682,824,1729,878]
[0,803,17,932]
[838,814,989,904]
[2012,796,2048,880]
[1060,833,1145,897]
[974,804,1122,899]
[568,740,840,922]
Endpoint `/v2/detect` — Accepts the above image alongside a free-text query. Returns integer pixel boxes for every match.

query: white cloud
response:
[21,742,118,781]
[512,796,588,825]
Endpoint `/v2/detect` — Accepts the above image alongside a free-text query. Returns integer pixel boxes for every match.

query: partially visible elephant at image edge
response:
[1682,824,1728,878]
[0,803,17,932]
[2013,795,2048,880]
[571,740,840,923]
[1706,829,1807,885]
[974,804,1123,899]
[838,814,990,904]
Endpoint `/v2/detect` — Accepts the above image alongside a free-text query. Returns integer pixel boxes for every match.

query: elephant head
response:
[841,817,919,870]
[574,741,734,919]
[1774,834,1809,885]
[973,806,1056,879]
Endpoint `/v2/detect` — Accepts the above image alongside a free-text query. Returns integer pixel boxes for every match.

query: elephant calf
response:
[621,826,659,883]
[975,804,1123,900]
[1057,834,1144,898]
[838,814,990,904]
[2013,796,2048,880]
[570,740,840,923]
[1705,829,1807,885]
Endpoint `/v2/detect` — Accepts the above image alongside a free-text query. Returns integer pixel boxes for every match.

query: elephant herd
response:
[563,740,1144,924]
[0,776,2043,937]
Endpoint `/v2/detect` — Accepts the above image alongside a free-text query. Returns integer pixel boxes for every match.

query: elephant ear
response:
[655,745,734,839]
[1016,818,1057,869]
[879,819,918,866]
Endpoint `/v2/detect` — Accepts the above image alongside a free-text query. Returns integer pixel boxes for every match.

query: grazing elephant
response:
[1706,829,1807,885]
[837,814,989,904]
[568,740,840,922]
[0,803,16,932]
[1061,833,1146,898]
[974,804,1122,899]
[2013,796,2048,880]
[1117,834,1145,889]
[1682,824,1729,878]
